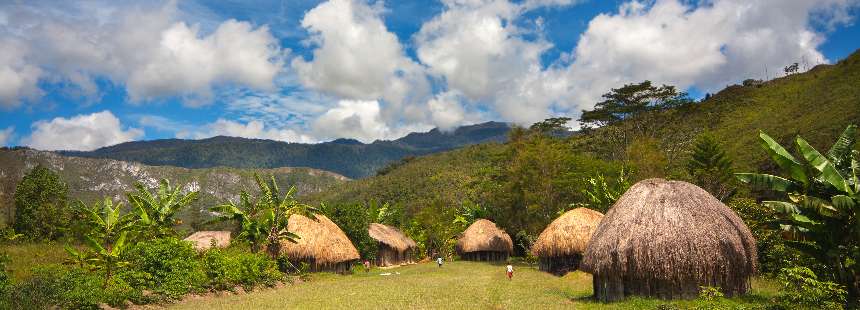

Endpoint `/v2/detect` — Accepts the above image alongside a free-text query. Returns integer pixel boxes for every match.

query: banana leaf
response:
[759,131,808,184]
[735,173,798,192]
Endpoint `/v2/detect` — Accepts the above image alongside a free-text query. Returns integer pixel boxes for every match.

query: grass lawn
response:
[1,242,70,281]
[169,261,780,309]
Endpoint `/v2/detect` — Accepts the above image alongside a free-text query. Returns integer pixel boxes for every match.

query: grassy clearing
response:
[169,261,779,309]
[1,242,69,281]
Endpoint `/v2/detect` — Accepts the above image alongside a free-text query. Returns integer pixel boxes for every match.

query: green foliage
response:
[13,165,71,240]
[201,248,281,290]
[211,174,319,259]
[70,197,137,286]
[727,198,815,275]
[736,125,860,297]
[579,80,692,128]
[0,253,9,296]
[698,286,724,301]
[687,133,736,201]
[121,237,206,300]
[529,117,571,133]
[127,179,199,238]
[626,137,669,179]
[577,168,631,213]
[4,265,139,310]
[321,202,379,260]
[776,267,847,310]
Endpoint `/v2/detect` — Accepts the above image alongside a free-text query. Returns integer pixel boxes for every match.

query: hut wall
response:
[592,272,751,302]
[376,243,415,267]
[538,255,582,276]
[290,257,356,274]
[460,251,508,262]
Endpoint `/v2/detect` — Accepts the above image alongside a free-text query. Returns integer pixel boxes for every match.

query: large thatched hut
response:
[531,208,603,276]
[455,219,513,261]
[281,214,360,273]
[581,179,757,302]
[368,223,417,267]
[184,231,231,251]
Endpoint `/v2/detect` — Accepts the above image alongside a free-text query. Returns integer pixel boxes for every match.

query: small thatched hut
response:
[368,223,417,267]
[184,231,231,251]
[455,219,513,261]
[531,208,603,276]
[281,214,360,273]
[581,179,757,302]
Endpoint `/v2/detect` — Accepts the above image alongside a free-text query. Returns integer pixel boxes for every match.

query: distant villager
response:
[281,214,360,273]
[184,231,231,251]
[531,208,604,276]
[368,223,417,267]
[581,179,757,302]
[456,219,513,261]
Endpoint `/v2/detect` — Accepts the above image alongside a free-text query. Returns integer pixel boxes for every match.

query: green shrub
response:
[698,286,724,301]
[776,267,847,310]
[4,265,138,309]
[121,237,206,300]
[202,248,281,290]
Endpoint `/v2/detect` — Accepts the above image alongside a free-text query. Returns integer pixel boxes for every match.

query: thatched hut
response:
[184,231,231,251]
[368,223,417,267]
[531,208,603,276]
[281,214,360,273]
[455,219,513,261]
[581,179,757,302]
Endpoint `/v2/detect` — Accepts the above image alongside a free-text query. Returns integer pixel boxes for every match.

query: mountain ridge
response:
[59,121,511,178]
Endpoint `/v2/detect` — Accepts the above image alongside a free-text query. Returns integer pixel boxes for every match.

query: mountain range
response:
[61,121,511,179]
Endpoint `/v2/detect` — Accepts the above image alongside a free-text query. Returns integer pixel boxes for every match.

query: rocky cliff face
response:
[0,148,348,230]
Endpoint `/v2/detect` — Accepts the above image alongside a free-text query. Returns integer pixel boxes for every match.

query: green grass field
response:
[168,261,780,309]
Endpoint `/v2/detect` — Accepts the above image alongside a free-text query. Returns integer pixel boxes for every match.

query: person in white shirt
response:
[506,264,513,280]
[437,256,443,267]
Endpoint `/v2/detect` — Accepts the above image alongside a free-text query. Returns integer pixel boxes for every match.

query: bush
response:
[202,248,281,290]
[776,267,847,310]
[698,286,724,301]
[121,237,206,300]
[4,265,138,309]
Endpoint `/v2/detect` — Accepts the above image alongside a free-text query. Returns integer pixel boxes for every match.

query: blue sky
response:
[0,0,858,150]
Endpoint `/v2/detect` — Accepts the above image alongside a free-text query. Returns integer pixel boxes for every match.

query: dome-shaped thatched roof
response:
[368,223,417,252]
[581,179,757,301]
[184,231,231,251]
[531,208,603,258]
[281,214,360,265]
[455,219,513,254]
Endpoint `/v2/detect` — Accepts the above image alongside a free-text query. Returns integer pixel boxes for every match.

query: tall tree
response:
[687,133,736,201]
[579,80,692,128]
[13,165,70,240]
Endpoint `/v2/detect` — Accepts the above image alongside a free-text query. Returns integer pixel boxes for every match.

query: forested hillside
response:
[309,49,860,254]
[0,148,348,231]
[61,122,510,178]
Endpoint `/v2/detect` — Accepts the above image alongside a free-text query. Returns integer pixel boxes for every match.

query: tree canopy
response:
[13,165,71,240]
[579,80,692,128]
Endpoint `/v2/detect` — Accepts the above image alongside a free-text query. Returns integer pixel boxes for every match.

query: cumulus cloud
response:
[23,111,144,151]
[311,100,431,143]
[0,127,13,146]
[177,119,316,143]
[558,0,858,111]
[0,1,284,106]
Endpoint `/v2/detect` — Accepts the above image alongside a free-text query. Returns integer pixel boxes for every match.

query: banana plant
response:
[736,124,859,297]
[71,198,137,286]
[211,174,318,259]
[127,179,199,238]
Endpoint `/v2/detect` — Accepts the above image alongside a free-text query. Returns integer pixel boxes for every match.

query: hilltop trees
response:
[579,80,692,129]
[13,165,71,240]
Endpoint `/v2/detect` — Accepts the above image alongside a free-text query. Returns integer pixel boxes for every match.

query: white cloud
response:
[0,1,284,106]
[0,38,42,108]
[178,119,316,143]
[427,91,467,131]
[23,111,144,151]
[0,126,13,146]
[311,100,431,143]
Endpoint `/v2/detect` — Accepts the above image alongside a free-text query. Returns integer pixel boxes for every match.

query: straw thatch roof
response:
[281,214,360,265]
[531,208,603,258]
[455,219,513,254]
[368,223,417,252]
[581,179,757,301]
[184,231,231,251]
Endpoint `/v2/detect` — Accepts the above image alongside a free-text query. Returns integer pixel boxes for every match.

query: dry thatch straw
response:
[456,219,513,261]
[368,223,417,252]
[184,231,231,251]
[581,179,758,302]
[531,208,604,276]
[281,214,360,272]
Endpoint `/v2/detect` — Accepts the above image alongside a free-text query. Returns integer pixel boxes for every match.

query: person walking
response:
[436,256,443,267]
[506,264,513,280]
